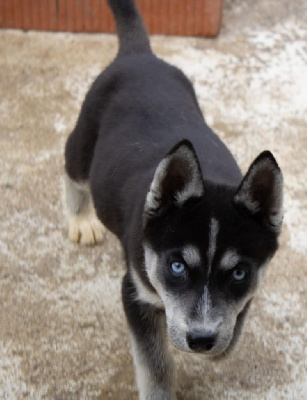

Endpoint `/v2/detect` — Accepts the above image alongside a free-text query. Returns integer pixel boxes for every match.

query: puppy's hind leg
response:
[65,174,105,245]
[64,78,107,246]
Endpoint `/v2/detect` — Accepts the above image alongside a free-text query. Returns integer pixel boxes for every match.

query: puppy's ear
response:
[234,151,283,233]
[144,140,204,218]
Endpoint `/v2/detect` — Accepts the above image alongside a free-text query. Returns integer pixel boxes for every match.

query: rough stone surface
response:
[0,0,306,398]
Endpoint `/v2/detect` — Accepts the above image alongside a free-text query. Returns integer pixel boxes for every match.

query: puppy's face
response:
[143,211,273,358]
[142,141,283,358]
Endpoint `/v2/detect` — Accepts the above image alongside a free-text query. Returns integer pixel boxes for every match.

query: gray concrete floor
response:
[0,0,306,398]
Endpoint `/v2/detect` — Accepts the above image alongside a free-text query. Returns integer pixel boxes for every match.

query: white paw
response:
[67,204,106,246]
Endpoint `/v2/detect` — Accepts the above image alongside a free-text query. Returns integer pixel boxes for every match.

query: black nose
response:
[186,331,216,352]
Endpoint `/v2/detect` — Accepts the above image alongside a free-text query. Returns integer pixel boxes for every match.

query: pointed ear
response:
[144,140,204,218]
[234,151,283,233]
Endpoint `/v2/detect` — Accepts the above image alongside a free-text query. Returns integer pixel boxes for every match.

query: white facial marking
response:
[197,285,212,317]
[144,244,191,351]
[143,245,164,293]
[194,285,222,336]
[207,218,219,277]
[220,249,241,271]
[131,268,163,309]
[182,245,201,268]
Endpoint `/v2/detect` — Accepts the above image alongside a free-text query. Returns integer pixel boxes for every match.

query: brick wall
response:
[0,0,223,37]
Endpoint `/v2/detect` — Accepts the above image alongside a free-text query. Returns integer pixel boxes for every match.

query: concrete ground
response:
[0,0,306,398]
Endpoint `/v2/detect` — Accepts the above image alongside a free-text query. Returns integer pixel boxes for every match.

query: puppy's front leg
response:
[122,274,177,400]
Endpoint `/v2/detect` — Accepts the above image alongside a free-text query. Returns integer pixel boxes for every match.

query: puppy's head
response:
[142,140,283,358]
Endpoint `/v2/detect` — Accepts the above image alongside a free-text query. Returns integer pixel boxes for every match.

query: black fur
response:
[64,0,282,395]
[65,15,242,252]
[107,0,151,54]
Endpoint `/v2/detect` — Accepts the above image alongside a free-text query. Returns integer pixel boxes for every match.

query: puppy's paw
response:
[67,205,106,246]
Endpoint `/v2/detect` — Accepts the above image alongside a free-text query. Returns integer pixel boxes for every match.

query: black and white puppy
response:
[64,1,283,398]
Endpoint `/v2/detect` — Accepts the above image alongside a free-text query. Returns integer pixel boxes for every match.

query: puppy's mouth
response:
[167,300,252,357]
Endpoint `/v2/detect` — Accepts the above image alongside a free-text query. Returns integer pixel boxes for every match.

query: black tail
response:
[107,0,151,55]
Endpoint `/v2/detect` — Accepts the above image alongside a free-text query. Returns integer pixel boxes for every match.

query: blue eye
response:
[232,269,246,282]
[170,261,186,277]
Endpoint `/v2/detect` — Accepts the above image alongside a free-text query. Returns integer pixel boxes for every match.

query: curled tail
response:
[107,0,151,55]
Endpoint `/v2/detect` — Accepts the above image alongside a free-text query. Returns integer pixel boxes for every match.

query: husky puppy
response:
[64,1,283,398]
